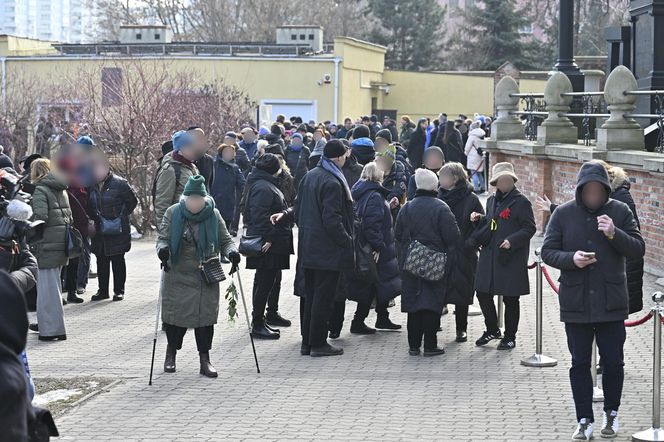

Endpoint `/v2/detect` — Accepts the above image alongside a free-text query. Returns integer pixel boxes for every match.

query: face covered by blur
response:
[439,172,455,190]
[291,136,303,147]
[185,194,206,214]
[375,155,392,174]
[187,129,208,159]
[495,175,516,194]
[374,137,389,154]
[581,181,608,212]
[423,152,444,172]
[221,147,235,163]
[242,130,256,144]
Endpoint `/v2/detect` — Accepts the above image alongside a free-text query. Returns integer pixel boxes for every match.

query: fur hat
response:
[489,162,518,186]
[414,168,439,192]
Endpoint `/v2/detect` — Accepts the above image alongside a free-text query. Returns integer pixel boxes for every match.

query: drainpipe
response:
[1,57,6,113]
[333,56,341,123]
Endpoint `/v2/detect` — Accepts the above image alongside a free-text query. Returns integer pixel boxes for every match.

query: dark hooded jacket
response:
[285,143,310,191]
[541,162,645,323]
[407,125,427,169]
[210,156,245,223]
[342,154,363,189]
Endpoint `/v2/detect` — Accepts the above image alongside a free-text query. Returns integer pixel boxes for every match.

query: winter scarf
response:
[320,155,352,201]
[169,196,219,264]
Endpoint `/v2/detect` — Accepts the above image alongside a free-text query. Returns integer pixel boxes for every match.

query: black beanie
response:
[256,153,281,175]
[376,128,392,143]
[161,140,173,156]
[323,139,347,159]
[353,124,371,139]
[265,143,285,158]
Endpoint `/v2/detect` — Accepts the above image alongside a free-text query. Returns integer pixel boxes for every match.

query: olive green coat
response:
[31,172,73,269]
[154,153,199,232]
[157,203,237,328]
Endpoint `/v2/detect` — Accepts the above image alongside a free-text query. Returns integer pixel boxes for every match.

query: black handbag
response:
[200,256,226,284]
[239,235,264,257]
[64,223,83,258]
[353,197,377,282]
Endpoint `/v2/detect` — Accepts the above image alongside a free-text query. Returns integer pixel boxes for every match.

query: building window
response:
[154,33,160,40]
[291,34,297,40]
[299,34,305,40]
[135,33,142,40]
[308,34,314,40]
[101,67,123,107]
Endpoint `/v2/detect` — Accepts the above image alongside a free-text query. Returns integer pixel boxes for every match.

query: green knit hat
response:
[183,175,207,197]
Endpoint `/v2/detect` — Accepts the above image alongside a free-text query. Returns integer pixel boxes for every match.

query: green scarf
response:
[169,197,219,264]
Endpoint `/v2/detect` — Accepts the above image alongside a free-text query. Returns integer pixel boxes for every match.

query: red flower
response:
[499,208,511,220]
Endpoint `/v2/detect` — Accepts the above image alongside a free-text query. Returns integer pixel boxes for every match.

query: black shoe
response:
[164,345,176,373]
[375,317,401,330]
[264,323,280,334]
[475,330,502,346]
[423,347,446,357]
[456,331,468,343]
[220,255,230,264]
[199,352,218,378]
[300,343,311,356]
[310,342,343,357]
[328,331,340,339]
[39,334,67,342]
[67,292,85,304]
[112,293,124,301]
[497,337,516,350]
[266,312,291,328]
[29,323,39,333]
[76,288,86,295]
[91,291,110,301]
[251,323,280,340]
[350,320,376,335]
[409,347,420,356]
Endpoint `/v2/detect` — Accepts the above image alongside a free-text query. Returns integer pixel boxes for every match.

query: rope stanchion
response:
[540,264,559,294]
[625,312,654,328]
[527,262,537,270]
[521,247,558,368]
[632,292,664,442]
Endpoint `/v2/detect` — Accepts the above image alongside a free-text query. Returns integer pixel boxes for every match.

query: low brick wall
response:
[490,150,664,276]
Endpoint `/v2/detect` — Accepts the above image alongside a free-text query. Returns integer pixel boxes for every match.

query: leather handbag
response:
[239,235,264,257]
[67,190,96,238]
[403,240,447,282]
[353,197,377,282]
[200,256,226,284]
[64,224,83,258]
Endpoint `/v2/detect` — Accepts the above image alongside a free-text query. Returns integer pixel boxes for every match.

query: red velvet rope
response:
[527,262,537,269]
[536,262,654,328]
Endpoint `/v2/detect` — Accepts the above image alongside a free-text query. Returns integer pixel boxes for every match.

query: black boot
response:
[350,320,376,335]
[375,316,402,330]
[455,331,468,343]
[91,291,110,301]
[251,321,280,340]
[67,291,84,304]
[266,312,292,327]
[164,345,176,373]
[199,352,218,378]
[310,342,343,357]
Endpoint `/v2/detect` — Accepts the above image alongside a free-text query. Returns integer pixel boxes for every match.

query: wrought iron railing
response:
[509,93,546,141]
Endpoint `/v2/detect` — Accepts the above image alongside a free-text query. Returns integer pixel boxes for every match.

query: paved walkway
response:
[26,231,662,441]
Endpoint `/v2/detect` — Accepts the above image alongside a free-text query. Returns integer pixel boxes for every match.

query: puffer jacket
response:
[464,128,486,172]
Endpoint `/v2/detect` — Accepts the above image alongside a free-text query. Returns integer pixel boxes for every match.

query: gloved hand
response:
[228,251,241,274]
[158,247,170,272]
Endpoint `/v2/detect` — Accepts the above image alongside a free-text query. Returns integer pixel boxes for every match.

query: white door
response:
[260,99,317,123]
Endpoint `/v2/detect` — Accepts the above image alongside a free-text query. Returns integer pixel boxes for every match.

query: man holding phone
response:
[541,161,645,441]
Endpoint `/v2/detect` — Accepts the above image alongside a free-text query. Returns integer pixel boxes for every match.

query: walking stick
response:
[148,279,163,386]
[234,267,261,374]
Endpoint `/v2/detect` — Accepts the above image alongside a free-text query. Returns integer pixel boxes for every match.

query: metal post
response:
[521,248,557,367]
[483,151,489,195]
[632,291,664,441]
[497,295,504,329]
[592,338,604,402]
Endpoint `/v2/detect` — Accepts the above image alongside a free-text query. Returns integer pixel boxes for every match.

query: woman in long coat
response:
[440,121,466,164]
[157,175,239,378]
[345,162,401,334]
[30,159,71,341]
[395,169,460,357]
[438,162,484,343]
[88,155,138,302]
[406,118,428,170]
[243,154,294,340]
[472,162,536,350]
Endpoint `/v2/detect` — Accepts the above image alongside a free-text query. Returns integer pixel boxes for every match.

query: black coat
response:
[395,190,460,314]
[439,182,484,305]
[285,144,310,191]
[407,129,426,169]
[541,162,645,323]
[473,188,536,296]
[194,153,215,190]
[210,157,245,223]
[244,169,293,269]
[345,180,401,305]
[342,154,363,189]
[89,173,138,257]
[442,128,466,164]
[295,165,354,272]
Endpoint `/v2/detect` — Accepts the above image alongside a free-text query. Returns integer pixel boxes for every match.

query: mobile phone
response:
[582,252,596,259]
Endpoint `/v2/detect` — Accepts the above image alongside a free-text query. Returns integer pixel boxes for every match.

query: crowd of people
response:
[0,108,648,441]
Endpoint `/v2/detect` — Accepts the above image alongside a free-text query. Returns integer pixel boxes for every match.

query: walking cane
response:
[148,280,163,386]
[234,267,261,374]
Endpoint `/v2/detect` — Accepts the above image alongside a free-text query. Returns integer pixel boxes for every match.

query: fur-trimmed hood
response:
[609,166,629,192]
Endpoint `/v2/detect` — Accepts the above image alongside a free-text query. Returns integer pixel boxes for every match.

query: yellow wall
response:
[0,35,58,56]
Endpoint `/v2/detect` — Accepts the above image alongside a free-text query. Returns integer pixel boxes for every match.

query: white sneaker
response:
[601,410,619,439]
[572,418,593,440]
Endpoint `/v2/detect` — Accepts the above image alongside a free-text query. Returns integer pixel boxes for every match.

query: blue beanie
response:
[291,133,303,140]
[258,126,270,136]
[77,135,95,146]
[172,130,192,152]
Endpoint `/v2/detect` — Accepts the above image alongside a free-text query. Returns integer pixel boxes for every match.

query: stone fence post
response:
[537,71,577,144]
[491,75,524,140]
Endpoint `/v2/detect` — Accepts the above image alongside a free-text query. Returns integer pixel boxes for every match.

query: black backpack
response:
[151,159,182,208]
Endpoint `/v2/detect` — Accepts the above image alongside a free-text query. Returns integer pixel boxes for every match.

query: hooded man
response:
[541,161,645,441]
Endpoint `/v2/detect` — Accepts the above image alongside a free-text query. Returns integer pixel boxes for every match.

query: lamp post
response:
[553,0,584,92]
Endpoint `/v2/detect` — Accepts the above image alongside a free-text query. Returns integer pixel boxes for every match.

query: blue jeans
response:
[471,170,486,192]
[565,321,626,422]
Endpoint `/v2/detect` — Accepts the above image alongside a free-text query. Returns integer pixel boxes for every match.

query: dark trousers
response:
[302,269,340,347]
[63,238,90,293]
[63,257,80,294]
[252,268,281,323]
[355,300,388,322]
[96,253,126,295]
[565,321,626,422]
[454,304,469,332]
[164,322,214,353]
[267,270,282,316]
[328,301,346,335]
[477,292,520,339]
[328,296,389,335]
[407,310,440,350]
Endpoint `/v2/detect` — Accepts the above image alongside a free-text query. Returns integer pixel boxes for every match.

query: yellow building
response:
[1,32,547,125]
